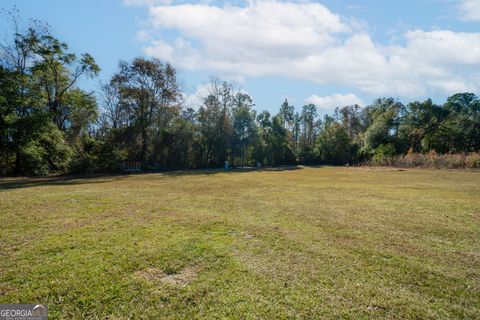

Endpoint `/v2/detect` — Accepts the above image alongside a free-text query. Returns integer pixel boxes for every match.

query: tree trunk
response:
[140,127,148,169]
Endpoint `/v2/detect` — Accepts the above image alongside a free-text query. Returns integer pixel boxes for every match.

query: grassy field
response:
[0,167,479,319]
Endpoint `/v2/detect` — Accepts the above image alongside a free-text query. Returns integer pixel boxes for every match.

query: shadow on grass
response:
[0,174,131,191]
[161,165,302,177]
[0,166,303,190]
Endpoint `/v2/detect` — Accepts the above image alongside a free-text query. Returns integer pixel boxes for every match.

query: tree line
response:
[1,20,479,175]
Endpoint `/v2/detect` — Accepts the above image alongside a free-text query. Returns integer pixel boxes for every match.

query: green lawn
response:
[0,167,479,319]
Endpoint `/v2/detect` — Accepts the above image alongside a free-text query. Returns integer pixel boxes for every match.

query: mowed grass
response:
[0,167,479,319]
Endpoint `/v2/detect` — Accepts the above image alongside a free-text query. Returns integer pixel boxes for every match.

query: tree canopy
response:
[1,18,479,175]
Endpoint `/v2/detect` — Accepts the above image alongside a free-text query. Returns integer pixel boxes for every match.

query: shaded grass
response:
[0,167,479,319]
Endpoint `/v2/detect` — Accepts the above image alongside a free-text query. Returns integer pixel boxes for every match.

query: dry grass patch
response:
[135,266,201,287]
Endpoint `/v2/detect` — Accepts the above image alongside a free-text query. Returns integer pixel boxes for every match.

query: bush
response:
[466,153,480,168]
[442,154,466,169]
[371,143,396,166]
[16,114,73,176]
[368,151,480,169]
[69,137,128,174]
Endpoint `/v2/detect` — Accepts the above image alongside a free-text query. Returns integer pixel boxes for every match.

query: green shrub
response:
[372,143,396,166]
[16,114,73,176]
[69,137,128,174]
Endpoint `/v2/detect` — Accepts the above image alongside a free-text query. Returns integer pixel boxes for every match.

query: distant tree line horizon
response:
[1,17,480,175]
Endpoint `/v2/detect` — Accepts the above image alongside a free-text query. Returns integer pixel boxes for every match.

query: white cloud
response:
[182,83,210,109]
[140,0,480,98]
[147,1,350,61]
[182,81,249,108]
[458,0,480,21]
[305,93,364,111]
[135,29,151,41]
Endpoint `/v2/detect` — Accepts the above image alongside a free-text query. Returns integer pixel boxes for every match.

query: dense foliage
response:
[1,20,479,175]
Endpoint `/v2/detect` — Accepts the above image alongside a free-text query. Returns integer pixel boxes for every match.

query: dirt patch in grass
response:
[135,266,200,286]
[227,230,256,241]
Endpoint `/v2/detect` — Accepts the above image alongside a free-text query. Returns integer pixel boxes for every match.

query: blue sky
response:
[1,0,479,114]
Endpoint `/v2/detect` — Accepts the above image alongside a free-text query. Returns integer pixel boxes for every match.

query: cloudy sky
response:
[1,0,479,113]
